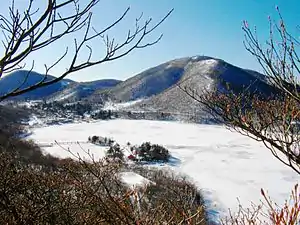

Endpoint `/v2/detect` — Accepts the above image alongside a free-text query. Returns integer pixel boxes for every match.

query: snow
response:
[16,100,42,108]
[28,119,299,220]
[28,115,44,126]
[120,171,154,188]
[102,99,144,111]
[61,80,71,86]
[36,141,107,160]
[55,91,76,101]
[204,59,218,66]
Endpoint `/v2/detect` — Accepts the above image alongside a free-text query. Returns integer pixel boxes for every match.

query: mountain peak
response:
[87,56,279,117]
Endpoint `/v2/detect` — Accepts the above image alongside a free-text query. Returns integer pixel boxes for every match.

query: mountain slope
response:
[1,57,279,118]
[89,57,194,103]
[48,79,121,102]
[0,70,121,102]
[0,70,74,100]
[102,56,279,119]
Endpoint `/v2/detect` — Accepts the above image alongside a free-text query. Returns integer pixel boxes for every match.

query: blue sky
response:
[1,0,300,81]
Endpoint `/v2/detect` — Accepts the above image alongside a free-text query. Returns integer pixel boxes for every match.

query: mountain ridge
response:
[0,56,280,118]
[86,56,278,113]
[0,70,121,101]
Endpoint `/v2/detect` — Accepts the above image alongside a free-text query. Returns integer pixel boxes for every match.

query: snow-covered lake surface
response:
[28,119,299,219]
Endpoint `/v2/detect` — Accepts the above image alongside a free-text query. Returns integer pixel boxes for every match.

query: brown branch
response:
[0,0,173,101]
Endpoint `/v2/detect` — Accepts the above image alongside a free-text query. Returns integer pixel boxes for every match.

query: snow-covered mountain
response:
[48,79,121,103]
[0,56,279,112]
[0,70,121,101]
[90,56,279,115]
[88,57,192,103]
[133,57,278,113]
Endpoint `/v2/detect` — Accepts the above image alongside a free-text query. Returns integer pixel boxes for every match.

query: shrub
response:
[127,166,207,224]
[91,110,112,120]
[89,135,114,146]
[149,144,170,161]
[90,135,99,143]
[220,184,300,224]
[0,125,59,169]
[134,142,170,162]
[0,152,207,224]
[106,143,124,160]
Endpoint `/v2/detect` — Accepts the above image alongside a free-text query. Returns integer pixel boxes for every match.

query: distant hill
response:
[0,70,74,100]
[0,70,121,101]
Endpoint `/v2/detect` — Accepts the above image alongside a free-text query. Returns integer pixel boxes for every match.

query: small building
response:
[127,154,136,160]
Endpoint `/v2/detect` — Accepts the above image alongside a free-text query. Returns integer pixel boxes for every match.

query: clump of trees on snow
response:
[106,143,124,160]
[88,136,170,163]
[88,136,114,146]
[90,110,114,120]
[128,142,170,162]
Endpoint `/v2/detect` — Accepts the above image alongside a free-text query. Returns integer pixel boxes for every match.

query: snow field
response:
[28,119,299,219]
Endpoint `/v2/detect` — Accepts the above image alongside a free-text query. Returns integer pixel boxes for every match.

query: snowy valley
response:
[2,56,298,223]
[27,119,299,221]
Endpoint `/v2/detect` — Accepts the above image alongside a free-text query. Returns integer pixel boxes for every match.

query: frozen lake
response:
[28,119,299,219]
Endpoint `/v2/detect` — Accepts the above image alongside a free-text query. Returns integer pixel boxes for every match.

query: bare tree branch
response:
[0,0,173,101]
[181,9,300,174]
